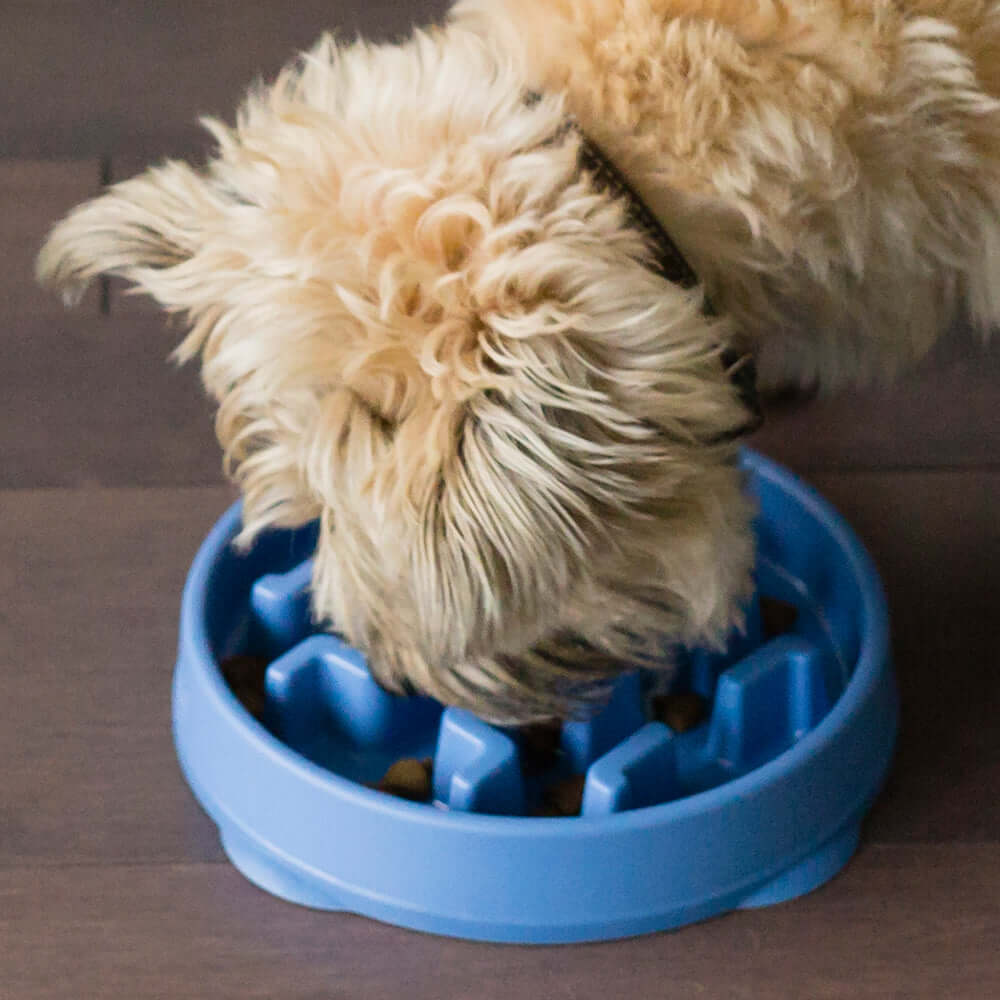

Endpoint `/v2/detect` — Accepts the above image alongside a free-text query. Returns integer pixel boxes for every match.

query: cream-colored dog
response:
[38,0,1000,721]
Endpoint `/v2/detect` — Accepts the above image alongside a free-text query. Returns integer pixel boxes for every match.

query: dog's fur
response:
[37,0,1000,721]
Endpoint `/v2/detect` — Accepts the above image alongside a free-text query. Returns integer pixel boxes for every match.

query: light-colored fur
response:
[457,0,1000,386]
[37,0,1000,721]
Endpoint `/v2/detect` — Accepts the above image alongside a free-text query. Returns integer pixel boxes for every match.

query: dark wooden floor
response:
[3,3,999,997]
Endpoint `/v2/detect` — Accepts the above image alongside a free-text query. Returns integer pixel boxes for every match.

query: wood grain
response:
[0,487,233,866]
[0,160,221,488]
[1,0,452,160]
[752,327,1000,472]
[1,847,997,999]
[1,159,102,315]
[808,470,1000,843]
[1,310,222,488]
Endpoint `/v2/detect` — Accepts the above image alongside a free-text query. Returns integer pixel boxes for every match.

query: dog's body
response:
[459,0,1000,391]
[38,0,1000,721]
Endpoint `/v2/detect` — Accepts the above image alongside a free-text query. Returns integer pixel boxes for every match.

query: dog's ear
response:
[36,160,229,310]
[36,156,333,543]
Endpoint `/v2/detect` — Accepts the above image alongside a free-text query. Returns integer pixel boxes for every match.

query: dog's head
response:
[38,29,756,721]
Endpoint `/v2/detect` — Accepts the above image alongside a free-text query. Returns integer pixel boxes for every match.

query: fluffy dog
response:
[37,0,1000,722]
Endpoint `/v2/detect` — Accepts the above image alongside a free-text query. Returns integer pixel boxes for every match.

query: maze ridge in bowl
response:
[172,450,898,943]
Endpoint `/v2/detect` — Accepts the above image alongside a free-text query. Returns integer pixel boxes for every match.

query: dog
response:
[37,0,1000,722]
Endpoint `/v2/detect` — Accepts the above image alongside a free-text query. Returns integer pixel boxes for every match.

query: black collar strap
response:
[576,131,703,293]
[526,93,762,440]
[527,92,701,292]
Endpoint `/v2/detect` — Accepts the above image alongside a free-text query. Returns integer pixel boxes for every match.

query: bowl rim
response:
[178,448,891,833]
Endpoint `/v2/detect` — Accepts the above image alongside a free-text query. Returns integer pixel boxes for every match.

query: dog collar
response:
[526,91,700,292]
[526,93,762,440]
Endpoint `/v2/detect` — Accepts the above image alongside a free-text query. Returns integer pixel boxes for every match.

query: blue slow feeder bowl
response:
[172,450,897,943]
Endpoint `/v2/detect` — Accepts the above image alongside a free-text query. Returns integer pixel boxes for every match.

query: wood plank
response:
[1,159,102,315]
[2,310,222,488]
[1,0,452,160]
[0,474,996,872]
[807,470,1000,844]
[751,325,1000,471]
[0,160,219,490]
[1,847,998,999]
[0,487,233,866]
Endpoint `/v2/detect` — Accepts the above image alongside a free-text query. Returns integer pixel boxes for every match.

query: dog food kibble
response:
[377,757,434,802]
[219,653,270,720]
[518,719,564,775]
[652,692,708,733]
[531,801,565,818]
[759,596,799,638]
[536,773,587,817]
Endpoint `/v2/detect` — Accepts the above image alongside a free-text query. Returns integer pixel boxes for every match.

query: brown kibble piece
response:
[531,801,565,818]
[518,719,563,775]
[652,691,708,734]
[539,773,586,817]
[759,595,799,638]
[219,653,270,720]
[377,757,434,803]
